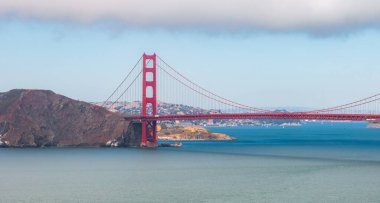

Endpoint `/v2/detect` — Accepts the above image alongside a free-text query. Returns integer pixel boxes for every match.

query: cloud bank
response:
[1,0,380,34]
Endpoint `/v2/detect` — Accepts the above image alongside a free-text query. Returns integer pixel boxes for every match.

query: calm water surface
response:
[1,122,380,203]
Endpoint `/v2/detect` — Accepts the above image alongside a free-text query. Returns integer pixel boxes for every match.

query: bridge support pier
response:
[141,120,157,147]
[141,53,158,148]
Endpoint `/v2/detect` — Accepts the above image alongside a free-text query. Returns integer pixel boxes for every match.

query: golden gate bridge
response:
[101,53,380,147]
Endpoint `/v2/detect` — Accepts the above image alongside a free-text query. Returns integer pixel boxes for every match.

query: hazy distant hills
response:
[97,101,302,127]
[97,101,218,115]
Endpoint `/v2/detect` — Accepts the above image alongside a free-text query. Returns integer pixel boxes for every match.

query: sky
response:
[1,0,380,108]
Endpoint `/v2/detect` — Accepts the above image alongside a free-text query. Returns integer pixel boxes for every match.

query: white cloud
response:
[1,0,380,34]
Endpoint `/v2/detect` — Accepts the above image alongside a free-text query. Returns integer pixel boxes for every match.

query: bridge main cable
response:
[306,93,380,114]
[157,55,271,113]
[102,56,143,107]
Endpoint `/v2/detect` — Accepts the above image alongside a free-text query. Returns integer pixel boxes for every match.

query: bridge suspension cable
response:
[157,55,271,113]
[108,70,142,109]
[307,94,380,115]
[102,56,143,108]
[102,53,380,121]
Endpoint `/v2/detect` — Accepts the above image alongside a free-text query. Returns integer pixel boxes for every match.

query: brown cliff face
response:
[0,89,141,147]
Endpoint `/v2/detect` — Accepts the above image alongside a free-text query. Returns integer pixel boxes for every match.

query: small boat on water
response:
[159,142,183,148]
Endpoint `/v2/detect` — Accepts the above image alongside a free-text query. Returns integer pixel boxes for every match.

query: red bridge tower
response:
[141,53,158,147]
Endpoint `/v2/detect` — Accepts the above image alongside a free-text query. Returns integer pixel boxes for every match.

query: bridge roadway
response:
[125,113,380,122]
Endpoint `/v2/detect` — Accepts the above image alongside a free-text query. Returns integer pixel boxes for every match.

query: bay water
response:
[1,122,380,203]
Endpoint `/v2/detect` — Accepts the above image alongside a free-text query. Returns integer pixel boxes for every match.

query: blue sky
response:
[1,0,380,108]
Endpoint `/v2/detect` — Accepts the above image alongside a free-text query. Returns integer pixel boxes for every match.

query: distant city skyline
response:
[1,1,380,109]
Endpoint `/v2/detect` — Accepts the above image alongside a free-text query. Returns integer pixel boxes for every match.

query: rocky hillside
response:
[0,89,141,147]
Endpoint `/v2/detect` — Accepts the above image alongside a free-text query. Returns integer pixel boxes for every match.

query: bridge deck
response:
[124,113,380,121]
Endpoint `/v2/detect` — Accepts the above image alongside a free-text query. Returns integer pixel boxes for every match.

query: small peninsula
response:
[158,125,236,141]
[368,120,380,128]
